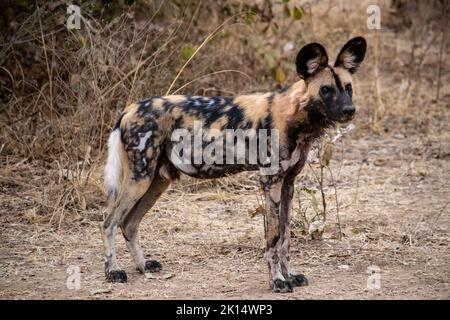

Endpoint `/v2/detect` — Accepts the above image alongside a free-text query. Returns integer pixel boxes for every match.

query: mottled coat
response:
[101,37,367,292]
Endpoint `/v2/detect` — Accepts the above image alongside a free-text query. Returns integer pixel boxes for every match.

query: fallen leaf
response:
[90,288,112,295]
[374,159,386,166]
[248,205,265,218]
[144,272,158,279]
[163,273,175,280]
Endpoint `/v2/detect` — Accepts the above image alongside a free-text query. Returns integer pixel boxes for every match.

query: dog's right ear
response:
[334,37,367,73]
[296,43,329,80]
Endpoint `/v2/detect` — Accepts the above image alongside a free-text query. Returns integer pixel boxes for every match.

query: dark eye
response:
[345,83,353,97]
[320,86,334,96]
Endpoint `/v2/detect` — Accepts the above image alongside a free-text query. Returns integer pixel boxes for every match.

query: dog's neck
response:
[270,83,334,156]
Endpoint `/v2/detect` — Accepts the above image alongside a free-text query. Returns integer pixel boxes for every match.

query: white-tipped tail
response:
[104,129,122,199]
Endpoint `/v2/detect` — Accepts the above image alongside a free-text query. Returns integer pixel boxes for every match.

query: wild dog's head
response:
[294,37,367,124]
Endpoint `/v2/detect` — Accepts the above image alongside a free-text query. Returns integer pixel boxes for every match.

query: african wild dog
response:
[101,37,366,293]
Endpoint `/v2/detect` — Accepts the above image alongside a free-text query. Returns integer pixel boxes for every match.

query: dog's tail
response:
[104,118,124,201]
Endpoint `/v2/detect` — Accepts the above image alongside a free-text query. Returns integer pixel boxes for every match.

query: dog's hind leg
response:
[102,177,152,283]
[120,171,171,274]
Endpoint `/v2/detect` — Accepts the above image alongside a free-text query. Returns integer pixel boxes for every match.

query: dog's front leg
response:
[279,174,308,287]
[261,176,293,293]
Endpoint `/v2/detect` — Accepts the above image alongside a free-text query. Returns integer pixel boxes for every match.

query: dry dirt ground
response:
[1,104,449,300]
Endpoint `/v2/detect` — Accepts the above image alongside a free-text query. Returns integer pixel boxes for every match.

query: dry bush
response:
[0,0,448,234]
[0,0,307,227]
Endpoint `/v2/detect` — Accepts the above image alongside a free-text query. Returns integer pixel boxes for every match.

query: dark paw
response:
[272,278,293,293]
[289,273,308,287]
[106,270,128,283]
[145,260,162,273]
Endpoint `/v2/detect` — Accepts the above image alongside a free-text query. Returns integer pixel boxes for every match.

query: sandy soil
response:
[1,107,449,300]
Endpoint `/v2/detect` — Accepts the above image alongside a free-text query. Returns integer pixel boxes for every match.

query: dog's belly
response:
[172,163,259,179]
[164,142,261,179]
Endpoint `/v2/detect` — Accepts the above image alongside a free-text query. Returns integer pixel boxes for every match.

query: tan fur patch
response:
[169,107,182,119]
[158,114,176,137]
[152,98,165,109]
[270,81,308,141]
[159,165,171,181]
[305,68,334,95]
[146,147,154,160]
[210,115,229,130]
[333,67,353,86]
[121,104,140,130]
[179,113,200,129]
[222,105,232,113]
[269,183,282,202]
[164,95,187,104]
[235,93,271,127]
[123,103,139,114]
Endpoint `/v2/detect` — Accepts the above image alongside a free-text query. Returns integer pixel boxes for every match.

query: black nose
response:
[342,105,355,116]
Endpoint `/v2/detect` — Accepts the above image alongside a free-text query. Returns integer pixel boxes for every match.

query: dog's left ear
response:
[334,37,367,73]
[296,42,329,79]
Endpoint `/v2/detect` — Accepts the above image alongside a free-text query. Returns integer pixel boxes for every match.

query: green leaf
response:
[78,34,86,48]
[321,143,332,166]
[274,67,286,84]
[310,192,319,213]
[264,52,276,69]
[248,205,265,218]
[163,272,175,280]
[90,288,112,295]
[303,188,319,214]
[302,187,316,195]
[283,4,290,18]
[16,0,30,7]
[292,6,304,20]
[144,272,158,279]
[248,35,263,48]
[244,10,256,25]
[181,45,196,61]
[282,0,290,3]
[271,22,280,35]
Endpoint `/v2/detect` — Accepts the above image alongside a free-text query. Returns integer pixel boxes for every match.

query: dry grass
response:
[0,0,449,299]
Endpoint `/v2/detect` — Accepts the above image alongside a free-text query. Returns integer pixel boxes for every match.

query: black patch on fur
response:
[272,278,293,293]
[284,99,334,155]
[280,183,294,233]
[122,118,161,180]
[137,97,161,116]
[113,114,124,131]
[258,94,273,130]
[329,67,344,92]
[260,113,272,130]
[226,103,245,129]
[242,119,254,129]
[105,269,128,283]
[276,85,291,94]
[268,235,280,248]
[289,273,309,287]
[144,260,162,272]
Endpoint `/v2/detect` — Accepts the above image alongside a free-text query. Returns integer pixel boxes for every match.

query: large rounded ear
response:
[296,43,329,79]
[334,37,367,73]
